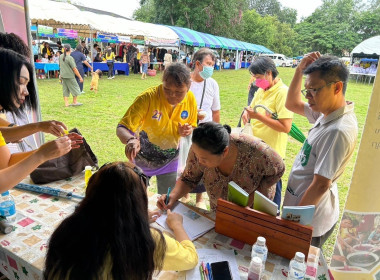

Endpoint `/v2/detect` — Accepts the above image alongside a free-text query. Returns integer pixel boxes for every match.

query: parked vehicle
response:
[260,53,293,67]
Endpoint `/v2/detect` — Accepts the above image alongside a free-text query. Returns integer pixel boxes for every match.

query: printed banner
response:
[56,28,78,39]
[96,31,118,43]
[331,70,380,279]
[145,36,179,47]
[118,35,130,43]
[37,25,53,37]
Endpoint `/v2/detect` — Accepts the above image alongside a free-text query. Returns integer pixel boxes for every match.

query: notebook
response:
[227,181,249,207]
[253,190,278,216]
[155,203,215,241]
[281,205,315,226]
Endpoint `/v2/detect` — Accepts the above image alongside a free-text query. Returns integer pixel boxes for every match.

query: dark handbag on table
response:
[30,128,98,184]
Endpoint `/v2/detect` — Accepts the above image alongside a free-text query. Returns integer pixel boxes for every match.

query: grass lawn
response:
[37,67,373,263]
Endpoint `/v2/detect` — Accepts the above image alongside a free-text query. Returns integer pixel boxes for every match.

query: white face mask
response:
[199,64,214,79]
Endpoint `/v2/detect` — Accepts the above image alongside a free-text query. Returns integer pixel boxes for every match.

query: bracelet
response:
[126,137,137,144]
[8,123,16,127]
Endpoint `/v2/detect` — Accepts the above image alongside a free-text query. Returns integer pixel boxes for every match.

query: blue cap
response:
[1,191,9,196]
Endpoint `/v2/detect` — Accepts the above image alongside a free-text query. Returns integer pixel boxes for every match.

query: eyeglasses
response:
[99,162,150,187]
[301,81,341,97]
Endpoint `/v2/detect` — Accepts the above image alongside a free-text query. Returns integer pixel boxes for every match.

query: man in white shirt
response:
[285,52,358,247]
[190,48,220,123]
[181,48,221,209]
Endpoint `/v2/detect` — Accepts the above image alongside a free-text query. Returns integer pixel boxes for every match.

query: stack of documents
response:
[156,203,215,241]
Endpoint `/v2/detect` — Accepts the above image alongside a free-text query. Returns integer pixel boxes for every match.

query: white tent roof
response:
[30,0,90,27]
[351,36,380,56]
[29,0,178,40]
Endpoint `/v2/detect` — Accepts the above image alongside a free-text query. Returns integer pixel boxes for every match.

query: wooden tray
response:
[215,198,313,260]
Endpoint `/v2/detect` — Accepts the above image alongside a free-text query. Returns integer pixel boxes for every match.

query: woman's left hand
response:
[178,123,193,137]
[148,210,161,223]
[67,133,83,149]
[244,107,261,120]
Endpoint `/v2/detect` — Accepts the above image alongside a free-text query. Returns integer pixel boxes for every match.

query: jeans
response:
[107,61,114,78]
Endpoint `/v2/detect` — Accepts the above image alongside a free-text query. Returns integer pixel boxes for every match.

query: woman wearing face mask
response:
[180,48,221,209]
[241,56,293,209]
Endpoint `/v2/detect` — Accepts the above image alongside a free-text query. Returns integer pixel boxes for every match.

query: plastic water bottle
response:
[248,256,262,280]
[84,166,93,188]
[251,236,268,264]
[288,252,306,280]
[0,191,16,223]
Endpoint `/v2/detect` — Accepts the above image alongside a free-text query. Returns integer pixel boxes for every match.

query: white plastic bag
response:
[241,123,253,136]
[176,134,192,179]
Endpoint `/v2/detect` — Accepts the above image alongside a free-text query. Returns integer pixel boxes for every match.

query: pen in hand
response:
[165,187,171,206]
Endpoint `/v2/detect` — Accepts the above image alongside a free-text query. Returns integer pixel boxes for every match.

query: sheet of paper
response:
[186,249,240,280]
[155,203,215,241]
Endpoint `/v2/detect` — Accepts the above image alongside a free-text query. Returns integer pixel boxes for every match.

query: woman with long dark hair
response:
[44,161,198,279]
[0,48,81,192]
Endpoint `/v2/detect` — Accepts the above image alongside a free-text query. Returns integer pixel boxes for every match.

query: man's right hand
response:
[125,138,140,161]
[79,77,84,83]
[297,52,321,72]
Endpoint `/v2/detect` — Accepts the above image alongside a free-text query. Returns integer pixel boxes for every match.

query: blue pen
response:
[165,187,171,205]
[207,263,213,280]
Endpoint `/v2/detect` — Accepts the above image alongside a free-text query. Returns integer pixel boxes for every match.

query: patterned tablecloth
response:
[0,174,331,280]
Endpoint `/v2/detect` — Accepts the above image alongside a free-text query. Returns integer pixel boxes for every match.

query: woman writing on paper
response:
[157,122,285,211]
[44,162,198,279]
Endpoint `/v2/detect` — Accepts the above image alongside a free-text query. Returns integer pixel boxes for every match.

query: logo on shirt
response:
[152,110,162,121]
[299,140,312,166]
[180,110,189,120]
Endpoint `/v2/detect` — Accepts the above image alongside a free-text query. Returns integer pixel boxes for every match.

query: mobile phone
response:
[210,261,233,280]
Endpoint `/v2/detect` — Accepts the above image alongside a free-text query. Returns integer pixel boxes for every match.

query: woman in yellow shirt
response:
[44,161,198,279]
[105,47,115,79]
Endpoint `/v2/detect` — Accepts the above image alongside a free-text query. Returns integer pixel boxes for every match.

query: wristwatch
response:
[7,123,16,127]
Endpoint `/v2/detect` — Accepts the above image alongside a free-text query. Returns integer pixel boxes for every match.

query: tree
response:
[247,0,297,26]
[133,0,155,23]
[238,9,298,56]
[135,0,247,38]
[295,0,361,56]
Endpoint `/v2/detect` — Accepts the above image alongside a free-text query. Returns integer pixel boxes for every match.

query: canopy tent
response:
[30,0,179,44]
[30,0,92,37]
[214,35,243,50]
[351,36,380,59]
[165,26,206,47]
[197,32,222,49]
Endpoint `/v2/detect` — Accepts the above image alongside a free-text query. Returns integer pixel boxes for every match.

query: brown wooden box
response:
[215,198,313,260]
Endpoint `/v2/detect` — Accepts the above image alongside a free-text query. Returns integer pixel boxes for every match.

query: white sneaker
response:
[81,91,85,93]
[107,77,112,79]
[112,76,115,79]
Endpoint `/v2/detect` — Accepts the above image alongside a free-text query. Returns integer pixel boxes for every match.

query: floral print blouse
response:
[181,133,285,210]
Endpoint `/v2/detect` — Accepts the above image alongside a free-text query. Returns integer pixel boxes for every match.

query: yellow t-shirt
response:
[0,131,6,147]
[249,79,293,158]
[106,52,115,61]
[151,229,198,271]
[137,52,141,60]
[119,85,197,150]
